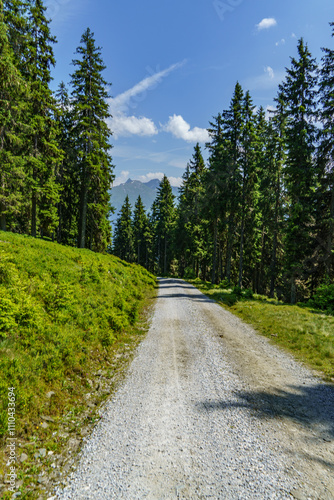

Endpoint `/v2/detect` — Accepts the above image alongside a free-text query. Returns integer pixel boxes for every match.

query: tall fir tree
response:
[3,0,29,67]
[257,98,286,297]
[152,175,175,275]
[133,195,149,267]
[0,0,28,231]
[70,27,114,251]
[24,0,61,237]
[54,81,78,245]
[317,22,334,279]
[279,38,318,303]
[176,144,207,278]
[113,195,134,262]
[238,90,258,288]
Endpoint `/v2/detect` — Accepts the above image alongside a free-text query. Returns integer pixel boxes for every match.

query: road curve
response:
[57,278,334,500]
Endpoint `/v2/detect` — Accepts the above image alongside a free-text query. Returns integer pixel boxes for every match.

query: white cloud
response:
[168,176,183,187]
[291,32,297,39]
[137,173,182,188]
[265,66,275,79]
[113,171,183,188]
[110,61,186,115]
[108,61,185,138]
[275,38,285,46]
[137,172,165,183]
[163,115,209,143]
[256,18,277,31]
[112,170,130,187]
[109,115,158,138]
[137,172,182,188]
[265,105,276,120]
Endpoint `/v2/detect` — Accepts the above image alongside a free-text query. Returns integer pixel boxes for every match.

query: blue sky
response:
[46,0,334,187]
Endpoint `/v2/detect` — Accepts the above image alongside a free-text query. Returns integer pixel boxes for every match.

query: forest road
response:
[58,278,334,500]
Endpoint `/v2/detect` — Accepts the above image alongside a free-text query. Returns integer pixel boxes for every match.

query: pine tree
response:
[113,195,134,262]
[54,81,78,245]
[257,98,286,297]
[205,83,244,284]
[70,27,114,251]
[317,22,334,279]
[238,90,258,289]
[24,0,61,238]
[3,0,29,67]
[152,175,175,275]
[279,38,318,303]
[0,0,28,231]
[176,144,207,278]
[133,195,148,266]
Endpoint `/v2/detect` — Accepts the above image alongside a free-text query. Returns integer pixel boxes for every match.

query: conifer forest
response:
[1,1,334,304]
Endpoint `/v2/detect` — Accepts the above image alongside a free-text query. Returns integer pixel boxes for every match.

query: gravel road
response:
[57,278,334,500]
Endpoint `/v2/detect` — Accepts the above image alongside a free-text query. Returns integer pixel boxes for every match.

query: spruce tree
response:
[133,195,148,266]
[317,22,334,279]
[257,98,286,297]
[238,90,258,289]
[54,81,78,245]
[176,144,207,278]
[0,1,27,231]
[70,27,114,251]
[279,38,318,303]
[24,0,61,238]
[3,0,29,67]
[113,195,134,262]
[152,176,175,275]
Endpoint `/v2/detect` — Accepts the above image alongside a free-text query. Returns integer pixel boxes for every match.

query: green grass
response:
[0,231,156,498]
[189,279,334,382]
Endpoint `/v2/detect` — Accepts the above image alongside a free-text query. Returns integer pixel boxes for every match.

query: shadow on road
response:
[157,278,194,288]
[196,383,334,441]
[155,278,213,302]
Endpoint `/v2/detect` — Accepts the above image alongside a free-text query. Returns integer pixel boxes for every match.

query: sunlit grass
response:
[0,231,156,497]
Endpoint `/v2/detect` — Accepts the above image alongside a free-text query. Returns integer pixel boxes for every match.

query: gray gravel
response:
[56,278,334,500]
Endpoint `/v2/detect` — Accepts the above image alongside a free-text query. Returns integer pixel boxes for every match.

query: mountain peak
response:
[125,178,133,184]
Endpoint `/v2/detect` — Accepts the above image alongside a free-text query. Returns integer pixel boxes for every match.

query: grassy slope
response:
[189,280,334,381]
[0,231,156,498]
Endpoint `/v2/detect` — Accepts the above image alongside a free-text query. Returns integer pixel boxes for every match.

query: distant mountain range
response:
[109,179,180,222]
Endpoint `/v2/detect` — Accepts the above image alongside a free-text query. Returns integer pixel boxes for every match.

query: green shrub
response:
[184,267,196,279]
[232,286,243,298]
[222,294,238,306]
[308,283,334,314]
[243,288,254,299]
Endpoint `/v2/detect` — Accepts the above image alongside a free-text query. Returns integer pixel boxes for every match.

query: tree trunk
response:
[270,171,281,298]
[269,229,278,298]
[31,192,37,237]
[291,277,297,305]
[78,173,88,248]
[325,179,334,277]
[211,218,218,284]
[258,224,266,294]
[238,217,245,288]
[164,235,167,275]
[226,214,234,284]
[0,203,7,232]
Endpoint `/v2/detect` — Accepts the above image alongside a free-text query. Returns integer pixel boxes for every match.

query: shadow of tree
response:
[196,383,334,441]
[156,279,214,302]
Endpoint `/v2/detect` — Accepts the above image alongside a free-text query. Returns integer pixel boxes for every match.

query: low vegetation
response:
[190,279,334,381]
[0,231,156,498]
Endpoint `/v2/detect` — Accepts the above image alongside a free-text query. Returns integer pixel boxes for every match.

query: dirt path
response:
[58,278,334,500]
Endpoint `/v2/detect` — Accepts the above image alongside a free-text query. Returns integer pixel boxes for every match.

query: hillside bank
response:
[0,231,156,498]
